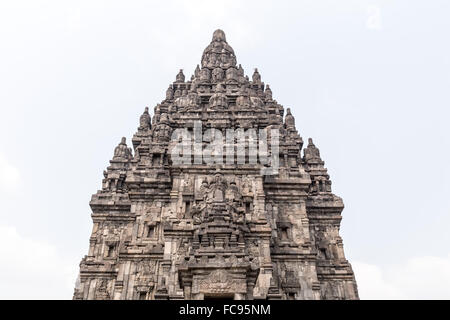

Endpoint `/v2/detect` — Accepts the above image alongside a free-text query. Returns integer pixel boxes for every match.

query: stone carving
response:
[95,280,111,300]
[113,137,132,160]
[198,270,245,294]
[176,89,201,112]
[74,30,358,301]
[304,138,321,162]
[265,85,273,100]
[152,113,172,142]
[285,108,295,129]
[201,29,237,69]
[236,85,251,109]
[208,83,228,110]
[176,69,185,82]
[252,68,261,83]
[225,67,239,83]
[139,107,151,130]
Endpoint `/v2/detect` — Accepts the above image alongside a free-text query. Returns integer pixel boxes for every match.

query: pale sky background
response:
[0,0,449,299]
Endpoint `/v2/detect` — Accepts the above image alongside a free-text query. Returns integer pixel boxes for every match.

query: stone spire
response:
[113,137,132,160]
[138,107,151,130]
[252,68,261,83]
[265,85,273,100]
[285,108,296,129]
[303,138,322,163]
[166,85,174,100]
[175,69,185,82]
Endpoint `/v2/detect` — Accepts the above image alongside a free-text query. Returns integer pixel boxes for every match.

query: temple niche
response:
[74,30,358,300]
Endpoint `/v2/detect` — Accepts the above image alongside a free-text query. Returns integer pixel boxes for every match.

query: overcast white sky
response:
[0,0,449,299]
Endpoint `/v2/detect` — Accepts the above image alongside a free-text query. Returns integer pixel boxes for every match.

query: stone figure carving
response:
[95,280,111,300]
[242,176,253,195]
[191,202,203,224]
[208,173,228,202]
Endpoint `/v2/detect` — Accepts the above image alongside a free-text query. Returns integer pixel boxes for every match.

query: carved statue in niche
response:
[209,173,228,202]
[95,279,111,300]
[182,175,193,193]
[242,176,253,195]
[225,180,241,203]
[227,201,245,224]
[321,282,341,300]
[199,178,210,201]
[199,67,211,83]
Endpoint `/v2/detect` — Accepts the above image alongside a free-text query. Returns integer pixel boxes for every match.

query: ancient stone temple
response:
[73,30,358,300]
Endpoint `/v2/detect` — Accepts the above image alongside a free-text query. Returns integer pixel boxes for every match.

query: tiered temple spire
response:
[74,30,358,300]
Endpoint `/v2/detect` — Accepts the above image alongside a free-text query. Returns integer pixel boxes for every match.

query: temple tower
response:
[73,30,358,300]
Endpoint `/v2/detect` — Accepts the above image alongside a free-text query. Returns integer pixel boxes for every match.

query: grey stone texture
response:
[73,30,358,300]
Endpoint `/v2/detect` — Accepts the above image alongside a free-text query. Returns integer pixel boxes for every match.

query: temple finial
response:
[285,108,295,129]
[113,137,132,160]
[212,29,226,42]
[202,29,236,69]
[139,107,151,130]
[252,68,261,83]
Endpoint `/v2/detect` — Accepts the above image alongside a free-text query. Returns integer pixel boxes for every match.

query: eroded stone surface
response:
[73,30,358,300]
